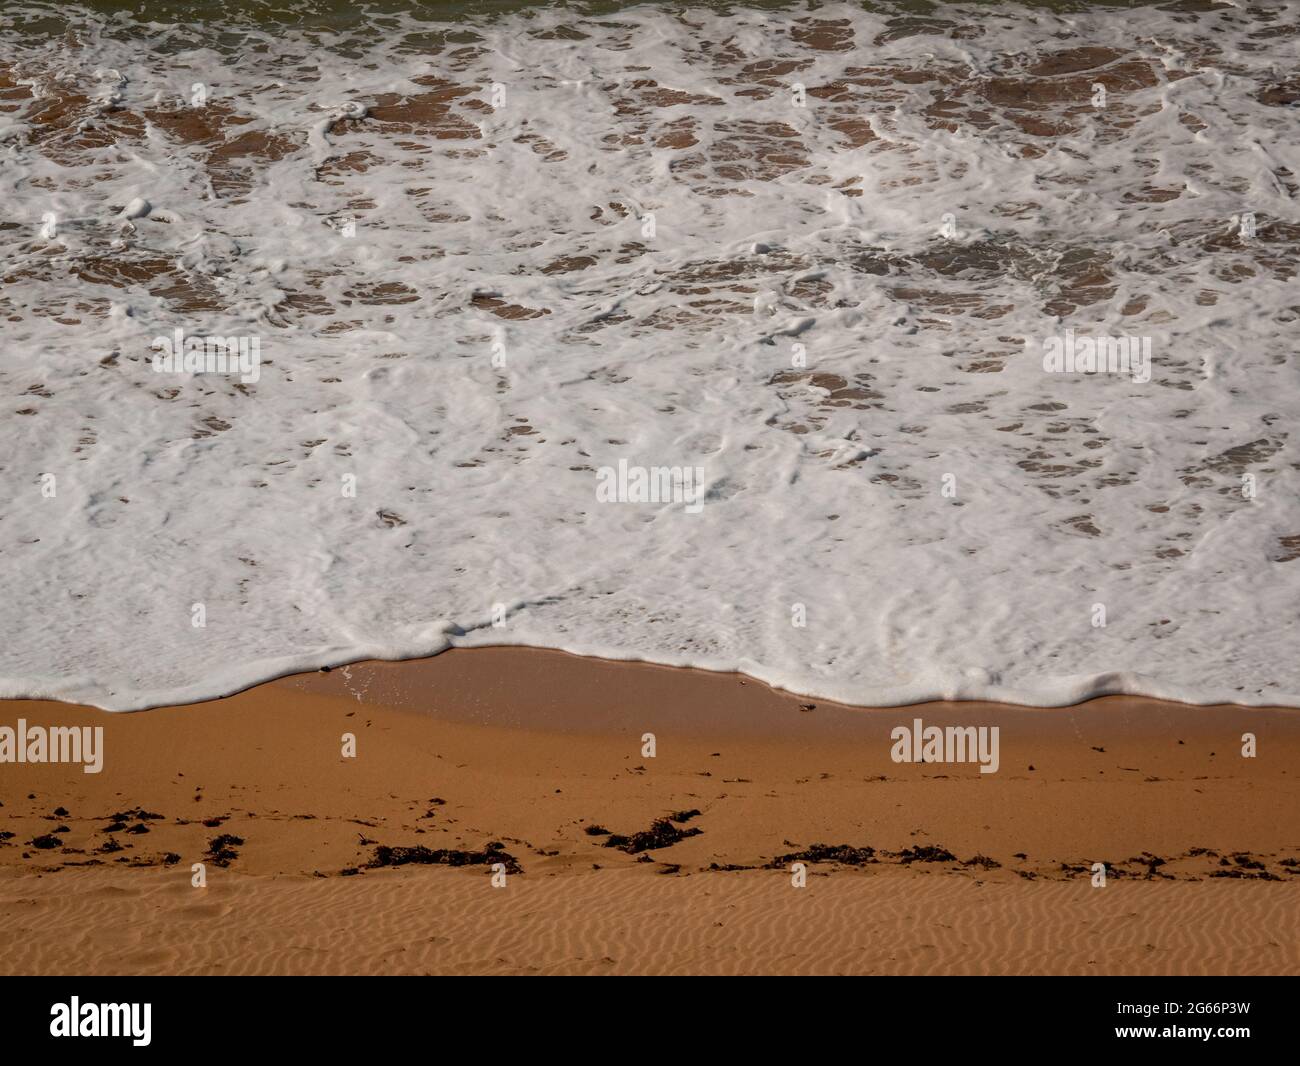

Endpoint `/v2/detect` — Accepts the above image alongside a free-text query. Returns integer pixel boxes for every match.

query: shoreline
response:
[2,648,1297,974]
[279,646,1300,731]
[11,643,1300,719]
[11,641,1300,715]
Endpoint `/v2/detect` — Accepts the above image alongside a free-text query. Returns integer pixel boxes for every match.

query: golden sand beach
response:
[2,649,1297,975]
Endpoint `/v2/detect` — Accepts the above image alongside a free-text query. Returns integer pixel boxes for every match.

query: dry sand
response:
[1,648,1298,975]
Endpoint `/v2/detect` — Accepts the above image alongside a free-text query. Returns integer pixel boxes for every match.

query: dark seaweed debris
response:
[1211,852,1281,880]
[1211,868,1282,881]
[765,843,877,868]
[1128,853,1172,879]
[207,834,244,867]
[366,840,521,874]
[603,818,702,854]
[893,845,958,864]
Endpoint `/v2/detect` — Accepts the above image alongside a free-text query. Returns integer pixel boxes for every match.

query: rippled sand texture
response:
[1,2,1298,708]
[4,868,1298,976]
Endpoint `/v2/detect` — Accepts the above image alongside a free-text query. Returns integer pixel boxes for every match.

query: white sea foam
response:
[1,2,1298,710]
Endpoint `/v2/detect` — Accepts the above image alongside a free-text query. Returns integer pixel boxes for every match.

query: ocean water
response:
[1,1,1298,711]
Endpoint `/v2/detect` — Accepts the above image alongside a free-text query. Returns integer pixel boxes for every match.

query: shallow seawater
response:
[1,0,1298,710]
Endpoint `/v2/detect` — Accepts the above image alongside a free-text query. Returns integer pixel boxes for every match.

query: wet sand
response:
[1,648,1297,975]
